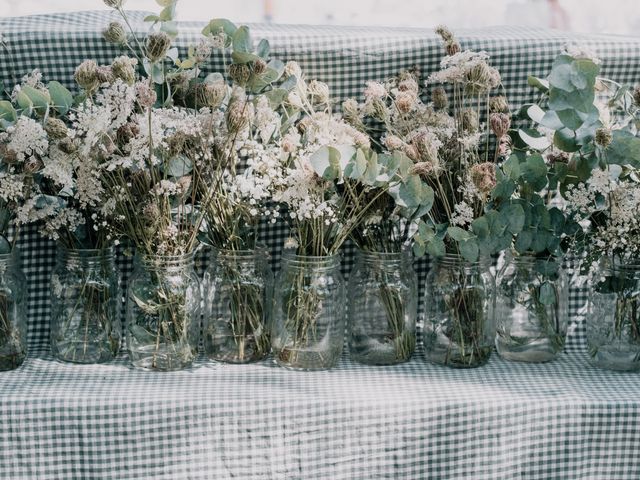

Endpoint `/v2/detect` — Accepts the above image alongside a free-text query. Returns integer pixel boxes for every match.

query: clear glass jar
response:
[348,249,417,365]
[587,261,640,371]
[126,252,200,371]
[271,253,345,370]
[203,248,272,363]
[0,251,27,371]
[50,247,120,363]
[495,255,567,362]
[423,254,495,368]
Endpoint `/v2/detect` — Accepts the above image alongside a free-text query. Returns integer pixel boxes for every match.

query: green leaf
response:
[391,175,433,209]
[256,39,270,59]
[502,154,521,181]
[155,0,174,6]
[553,128,580,153]
[20,85,50,115]
[471,216,489,238]
[527,75,549,92]
[164,155,192,177]
[0,236,10,255]
[518,128,551,151]
[232,26,252,54]
[446,226,473,242]
[426,237,446,258]
[159,4,176,21]
[501,203,525,234]
[539,282,557,306]
[556,108,585,130]
[48,81,73,115]
[202,18,237,39]
[0,100,17,123]
[458,238,479,262]
[16,90,33,115]
[514,230,533,253]
[521,153,548,191]
[144,15,161,22]
[309,145,355,180]
[161,20,178,38]
[344,148,367,179]
[231,51,260,65]
[606,130,640,168]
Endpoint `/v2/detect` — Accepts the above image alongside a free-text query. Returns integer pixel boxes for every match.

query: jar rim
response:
[60,246,116,257]
[358,249,409,260]
[137,251,196,266]
[281,251,341,266]
[433,253,490,266]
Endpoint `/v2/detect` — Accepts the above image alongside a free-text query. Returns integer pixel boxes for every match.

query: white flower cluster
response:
[428,50,500,91]
[566,167,640,260]
[2,117,49,162]
[276,159,339,225]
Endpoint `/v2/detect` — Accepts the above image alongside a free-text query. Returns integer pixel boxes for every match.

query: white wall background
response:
[0,0,638,35]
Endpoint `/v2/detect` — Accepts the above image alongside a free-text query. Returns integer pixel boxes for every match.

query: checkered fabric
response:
[0,11,639,479]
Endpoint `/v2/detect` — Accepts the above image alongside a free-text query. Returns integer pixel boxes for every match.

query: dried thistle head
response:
[595,127,612,147]
[226,100,254,132]
[74,60,99,92]
[384,134,405,151]
[103,0,125,7]
[432,87,448,110]
[341,98,360,120]
[135,82,157,109]
[194,40,212,63]
[194,81,227,109]
[103,21,127,45]
[367,97,389,121]
[470,162,497,194]
[409,161,435,177]
[24,157,43,174]
[251,58,267,76]
[308,80,330,105]
[44,118,68,140]
[445,40,461,56]
[633,84,640,107]
[112,56,138,85]
[95,65,114,84]
[58,137,77,154]
[411,131,440,166]
[435,25,455,42]
[116,122,139,147]
[465,63,501,95]
[546,151,569,165]
[0,144,18,164]
[145,32,171,63]
[228,63,251,86]
[398,77,419,95]
[461,108,479,133]
[284,61,302,78]
[395,91,417,114]
[489,112,511,138]
[489,96,510,114]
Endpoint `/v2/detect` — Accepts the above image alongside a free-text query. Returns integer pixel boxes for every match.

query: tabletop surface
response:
[1,11,640,480]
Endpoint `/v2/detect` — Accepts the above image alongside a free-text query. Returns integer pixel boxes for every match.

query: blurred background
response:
[0,0,637,35]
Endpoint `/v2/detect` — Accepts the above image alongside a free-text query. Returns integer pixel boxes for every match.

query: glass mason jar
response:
[271,253,345,370]
[126,253,200,371]
[0,251,27,371]
[495,255,567,362]
[348,249,417,365]
[423,254,495,368]
[587,261,640,371]
[203,248,272,363]
[50,247,120,363]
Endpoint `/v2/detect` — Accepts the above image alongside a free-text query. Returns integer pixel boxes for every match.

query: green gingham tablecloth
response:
[1,11,640,479]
